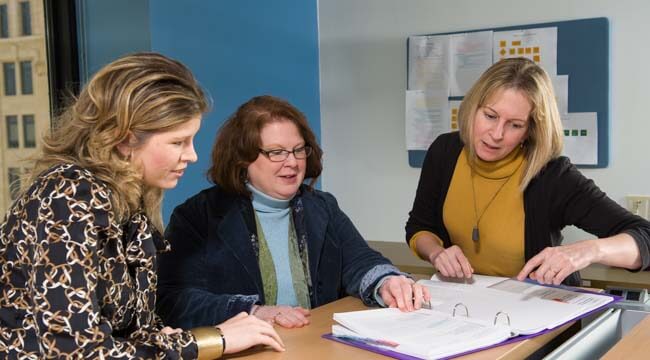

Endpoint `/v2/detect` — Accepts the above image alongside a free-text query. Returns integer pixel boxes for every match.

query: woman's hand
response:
[428,245,474,278]
[379,275,431,311]
[517,240,598,285]
[219,312,285,354]
[251,305,311,328]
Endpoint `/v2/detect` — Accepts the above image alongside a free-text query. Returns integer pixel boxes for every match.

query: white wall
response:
[318,0,650,243]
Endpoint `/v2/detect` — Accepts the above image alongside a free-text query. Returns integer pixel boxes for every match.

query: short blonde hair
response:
[27,52,208,231]
[458,57,563,190]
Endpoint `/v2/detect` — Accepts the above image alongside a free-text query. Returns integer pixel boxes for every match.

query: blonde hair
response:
[458,57,563,190]
[26,52,208,231]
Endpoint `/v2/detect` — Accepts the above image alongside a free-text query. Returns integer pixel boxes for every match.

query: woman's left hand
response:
[251,305,311,328]
[379,275,431,311]
[517,240,598,285]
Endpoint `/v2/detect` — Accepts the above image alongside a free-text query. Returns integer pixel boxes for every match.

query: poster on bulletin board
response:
[405,17,609,168]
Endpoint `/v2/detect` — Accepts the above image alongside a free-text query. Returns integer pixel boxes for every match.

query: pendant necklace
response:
[470,169,515,242]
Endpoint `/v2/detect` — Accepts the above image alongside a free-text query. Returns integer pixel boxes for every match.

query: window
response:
[20,61,33,95]
[3,62,16,96]
[23,115,35,148]
[0,1,54,215]
[8,167,20,200]
[20,1,31,36]
[0,4,8,38]
[6,115,19,148]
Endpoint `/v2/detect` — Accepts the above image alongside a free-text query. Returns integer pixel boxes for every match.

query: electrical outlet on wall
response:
[626,196,650,220]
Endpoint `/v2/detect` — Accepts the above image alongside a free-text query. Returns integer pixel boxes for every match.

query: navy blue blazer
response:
[157,185,401,329]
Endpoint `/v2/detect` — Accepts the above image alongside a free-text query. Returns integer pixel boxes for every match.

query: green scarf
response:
[255,214,310,308]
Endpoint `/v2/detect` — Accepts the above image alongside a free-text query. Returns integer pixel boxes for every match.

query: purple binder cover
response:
[323,332,542,360]
[323,283,622,360]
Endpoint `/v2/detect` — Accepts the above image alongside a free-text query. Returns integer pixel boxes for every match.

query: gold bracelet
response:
[191,326,224,360]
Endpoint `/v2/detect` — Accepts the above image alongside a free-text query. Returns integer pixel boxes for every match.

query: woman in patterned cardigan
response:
[0,53,283,359]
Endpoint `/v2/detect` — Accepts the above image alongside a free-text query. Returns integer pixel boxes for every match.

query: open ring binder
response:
[494,311,511,326]
[452,302,469,317]
[330,274,620,360]
[451,302,511,327]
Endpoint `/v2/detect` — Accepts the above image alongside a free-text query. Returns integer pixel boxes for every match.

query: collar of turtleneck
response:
[246,183,291,213]
[469,146,525,180]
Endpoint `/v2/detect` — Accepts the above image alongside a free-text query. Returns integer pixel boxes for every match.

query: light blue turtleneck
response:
[247,183,298,306]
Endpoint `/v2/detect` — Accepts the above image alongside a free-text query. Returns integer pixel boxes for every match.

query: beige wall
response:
[319,0,650,244]
[318,0,650,286]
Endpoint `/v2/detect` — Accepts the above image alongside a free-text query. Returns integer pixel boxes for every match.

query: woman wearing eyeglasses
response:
[156,95,429,330]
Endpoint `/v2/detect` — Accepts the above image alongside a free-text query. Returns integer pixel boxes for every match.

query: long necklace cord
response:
[470,169,514,242]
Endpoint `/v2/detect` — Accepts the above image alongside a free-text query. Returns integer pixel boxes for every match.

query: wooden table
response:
[601,314,650,359]
[225,296,576,359]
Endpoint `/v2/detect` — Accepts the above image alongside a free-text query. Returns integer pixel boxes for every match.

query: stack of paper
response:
[333,308,511,359]
[331,275,616,359]
[418,274,614,335]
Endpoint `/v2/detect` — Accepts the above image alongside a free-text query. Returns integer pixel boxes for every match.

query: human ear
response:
[116,132,137,159]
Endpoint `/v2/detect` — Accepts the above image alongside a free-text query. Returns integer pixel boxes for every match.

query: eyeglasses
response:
[259,145,313,162]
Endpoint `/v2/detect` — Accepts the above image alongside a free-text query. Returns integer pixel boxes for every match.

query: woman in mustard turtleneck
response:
[406,57,650,286]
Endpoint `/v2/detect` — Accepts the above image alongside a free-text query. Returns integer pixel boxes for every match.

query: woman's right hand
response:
[428,245,474,278]
[251,305,311,328]
[219,312,285,354]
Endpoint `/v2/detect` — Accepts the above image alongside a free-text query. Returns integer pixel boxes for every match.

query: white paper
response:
[449,31,494,97]
[551,75,569,115]
[489,279,611,329]
[562,112,598,165]
[489,279,612,322]
[333,308,511,359]
[419,273,614,335]
[418,279,580,334]
[431,272,510,287]
[408,35,450,92]
[494,27,558,75]
[405,90,449,150]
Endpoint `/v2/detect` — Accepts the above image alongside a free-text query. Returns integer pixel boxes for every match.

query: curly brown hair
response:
[208,95,323,196]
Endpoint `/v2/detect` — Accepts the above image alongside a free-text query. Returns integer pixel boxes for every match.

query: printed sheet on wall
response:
[406,25,599,166]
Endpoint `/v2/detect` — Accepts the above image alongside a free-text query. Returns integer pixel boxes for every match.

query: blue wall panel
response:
[149,0,321,222]
[76,0,151,83]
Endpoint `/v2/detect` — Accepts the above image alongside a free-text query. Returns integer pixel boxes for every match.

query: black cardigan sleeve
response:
[405,132,463,247]
[548,158,650,270]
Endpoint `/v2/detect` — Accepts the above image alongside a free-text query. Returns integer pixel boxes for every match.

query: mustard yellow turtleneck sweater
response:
[443,147,526,277]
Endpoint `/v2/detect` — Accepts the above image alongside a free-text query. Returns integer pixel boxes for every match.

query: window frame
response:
[0,3,8,38]
[7,167,20,200]
[20,1,31,36]
[44,0,80,120]
[6,115,19,149]
[19,60,33,95]
[3,62,16,96]
[22,114,35,148]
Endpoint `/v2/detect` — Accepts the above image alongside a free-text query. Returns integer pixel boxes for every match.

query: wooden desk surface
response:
[226,297,574,360]
[601,314,650,359]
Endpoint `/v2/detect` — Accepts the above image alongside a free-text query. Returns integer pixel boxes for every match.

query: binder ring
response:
[493,311,511,326]
[452,302,469,317]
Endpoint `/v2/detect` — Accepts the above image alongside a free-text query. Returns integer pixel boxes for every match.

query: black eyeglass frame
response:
[258,145,313,162]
